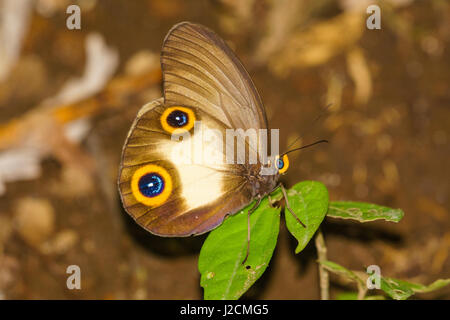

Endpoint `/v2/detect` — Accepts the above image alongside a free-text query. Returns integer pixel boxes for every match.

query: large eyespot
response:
[160,106,195,133]
[131,164,172,206]
[276,154,289,174]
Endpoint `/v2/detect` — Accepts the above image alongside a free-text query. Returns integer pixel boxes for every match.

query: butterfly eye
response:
[276,154,289,174]
[160,106,195,133]
[131,164,172,206]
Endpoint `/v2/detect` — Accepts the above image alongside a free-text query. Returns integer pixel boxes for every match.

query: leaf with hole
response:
[381,277,450,300]
[319,260,450,300]
[198,197,280,300]
[327,201,404,223]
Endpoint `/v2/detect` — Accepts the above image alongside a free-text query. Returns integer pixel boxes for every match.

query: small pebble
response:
[14,198,55,247]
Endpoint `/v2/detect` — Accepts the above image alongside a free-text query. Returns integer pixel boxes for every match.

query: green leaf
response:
[408,279,450,293]
[336,292,385,300]
[381,277,450,300]
[285,181,329,253]
[380,277,415,300]
[320,260,450,300]
[319,260,365,288]
[268,186,283,202]
[335,292,359,300]
[198,197,280,300]
[327,201,404,223]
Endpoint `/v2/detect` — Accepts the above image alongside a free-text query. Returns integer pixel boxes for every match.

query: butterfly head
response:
[260,154,289,176]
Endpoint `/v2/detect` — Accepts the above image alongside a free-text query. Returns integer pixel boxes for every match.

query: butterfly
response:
[118,22,314,263]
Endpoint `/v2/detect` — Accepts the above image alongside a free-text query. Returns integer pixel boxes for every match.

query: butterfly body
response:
[118,22,288,238]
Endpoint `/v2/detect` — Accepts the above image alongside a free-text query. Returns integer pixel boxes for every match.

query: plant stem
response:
[356,283,368,300]
[356,276,368,300]
[315,230,329,300]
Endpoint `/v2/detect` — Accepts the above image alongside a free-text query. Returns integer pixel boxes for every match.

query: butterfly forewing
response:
[161,22,267,131]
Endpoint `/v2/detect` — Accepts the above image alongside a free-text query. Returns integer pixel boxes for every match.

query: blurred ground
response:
[0,0,449,299]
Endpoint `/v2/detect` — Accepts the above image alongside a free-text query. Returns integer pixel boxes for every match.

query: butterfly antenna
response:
[284,103,333,152]
[281,139,329,157]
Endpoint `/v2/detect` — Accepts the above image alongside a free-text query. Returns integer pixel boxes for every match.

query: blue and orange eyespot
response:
[131,164,172,206]
[160,106,195,134]
[276,154,289,174]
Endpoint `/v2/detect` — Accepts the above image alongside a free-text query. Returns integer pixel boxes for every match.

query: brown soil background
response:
[0,0,449,299]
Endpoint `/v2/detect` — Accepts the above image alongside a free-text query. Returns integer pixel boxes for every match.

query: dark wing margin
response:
[160,21,268,130]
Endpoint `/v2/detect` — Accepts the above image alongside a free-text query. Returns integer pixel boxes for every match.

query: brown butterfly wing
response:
[161,21,268,131]
[119,22,271,236]
[118,99,254,236]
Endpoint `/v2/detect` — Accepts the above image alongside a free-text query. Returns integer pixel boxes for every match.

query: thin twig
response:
[315,230,329,300]
[356,281,368,300]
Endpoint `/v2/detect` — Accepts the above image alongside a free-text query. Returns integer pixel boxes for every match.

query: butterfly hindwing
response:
[118,98,253,236]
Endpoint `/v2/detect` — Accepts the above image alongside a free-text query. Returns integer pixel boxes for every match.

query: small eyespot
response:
[167,109,188,127]
[131,164,172,206]
[276,154,289,174]
[160,106,195,133]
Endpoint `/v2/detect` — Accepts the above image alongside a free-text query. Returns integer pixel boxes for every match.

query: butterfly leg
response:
[280,183,307,228]
[268,195,276,208]
[242,196,262,265]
